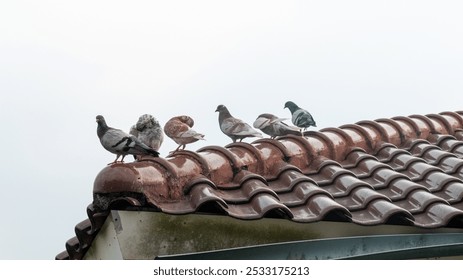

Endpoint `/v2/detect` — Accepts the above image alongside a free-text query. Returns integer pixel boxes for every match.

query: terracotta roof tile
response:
[57,110,463,259]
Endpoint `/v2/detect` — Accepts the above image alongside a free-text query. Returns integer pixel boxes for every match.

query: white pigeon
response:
[215,104,262,143]
[253,113,302,139]
[129,114,164,152]
[164,115,205,152]
[96,115,159,164]
[284,101,317,133]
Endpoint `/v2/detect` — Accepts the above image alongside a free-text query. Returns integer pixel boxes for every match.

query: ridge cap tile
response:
[338,123,376,151]
[226,142,267,174]
[197,145,243,174]
[427,113,455,135]
[167,150,212,176]
[375,118,407,144]
[409,114,439,134]
[391,116,423,138]
[356,120,391,143]
[303,130,339,160]
[440,111,463,128]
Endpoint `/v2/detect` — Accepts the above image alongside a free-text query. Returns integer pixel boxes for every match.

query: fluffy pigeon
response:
[129,114,164,152]
[284,101,317,133]
[164,115,205,152]
[215,104,262,142]
[96,115,159,164]
[253,113,302,139]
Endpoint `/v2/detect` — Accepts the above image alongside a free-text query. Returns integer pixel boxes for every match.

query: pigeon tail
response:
[132,141,160,157]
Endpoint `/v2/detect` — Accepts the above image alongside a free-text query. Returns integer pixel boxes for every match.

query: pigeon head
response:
[284,101,299,113]
[215,104,228,113]
[96,115,106,125]
[96,115,109,138]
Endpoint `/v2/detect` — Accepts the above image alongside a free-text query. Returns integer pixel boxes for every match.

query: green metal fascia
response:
[156,233,463,260]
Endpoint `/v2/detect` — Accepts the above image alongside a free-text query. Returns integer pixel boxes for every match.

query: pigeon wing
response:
[178,128,205,140]
[103,128,159,156]
[293,109,316,127]
[100,128,133,153]
[253,116,272,129]
[165,120,187,138]
[222,117,261,136]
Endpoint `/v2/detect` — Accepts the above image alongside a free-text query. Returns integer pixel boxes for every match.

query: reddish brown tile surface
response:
[57,111,463,259]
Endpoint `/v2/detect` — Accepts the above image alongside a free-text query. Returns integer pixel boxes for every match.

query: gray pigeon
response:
[284,101,317,133]
[129,114,164,152]
[96,115,159,164]
[253,113,302,139]
[215,104,262,143]
[164,115,205,152]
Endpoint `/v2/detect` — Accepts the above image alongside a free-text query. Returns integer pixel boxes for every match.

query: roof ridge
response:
[57,110,463,259]
[92,111,463,210]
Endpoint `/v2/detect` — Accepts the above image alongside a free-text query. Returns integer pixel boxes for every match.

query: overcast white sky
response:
[0,0,462,259]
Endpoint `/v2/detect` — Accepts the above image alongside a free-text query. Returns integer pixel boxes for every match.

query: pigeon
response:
[96,115,160,164]
[215,104,262,143]
[129,114,164,152]
[164,115,205,152]
[284,101,317,133]
[253,113,302,139]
